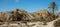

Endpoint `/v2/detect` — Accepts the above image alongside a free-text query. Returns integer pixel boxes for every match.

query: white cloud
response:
[16,0,19,2]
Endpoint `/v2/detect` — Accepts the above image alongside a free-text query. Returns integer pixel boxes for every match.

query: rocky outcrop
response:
[0,12,13,22]
[0,9,58,22]
[0,9,59,27]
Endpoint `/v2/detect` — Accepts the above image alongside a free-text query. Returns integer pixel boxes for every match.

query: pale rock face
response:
[0,12,12,22]
[26,22,53,27]
[23,18,60,27]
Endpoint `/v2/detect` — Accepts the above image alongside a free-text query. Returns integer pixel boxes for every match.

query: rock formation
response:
[0,9,59,27]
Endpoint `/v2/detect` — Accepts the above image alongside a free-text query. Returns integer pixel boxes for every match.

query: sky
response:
[0,0,60,12]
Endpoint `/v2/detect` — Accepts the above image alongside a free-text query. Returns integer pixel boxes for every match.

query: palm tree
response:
[48,2,57,14]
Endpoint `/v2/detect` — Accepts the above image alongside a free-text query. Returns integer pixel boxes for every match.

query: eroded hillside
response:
[0,9,60,27]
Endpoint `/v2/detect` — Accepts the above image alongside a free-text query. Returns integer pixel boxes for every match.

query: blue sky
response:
[0,0,60,12]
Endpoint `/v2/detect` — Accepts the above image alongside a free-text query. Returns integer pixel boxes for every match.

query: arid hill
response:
[0,9,59,27]
[0,9,58,22]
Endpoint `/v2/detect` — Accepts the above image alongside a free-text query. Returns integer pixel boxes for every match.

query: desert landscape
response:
[0,0,60,27]
[0,8,60,27]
